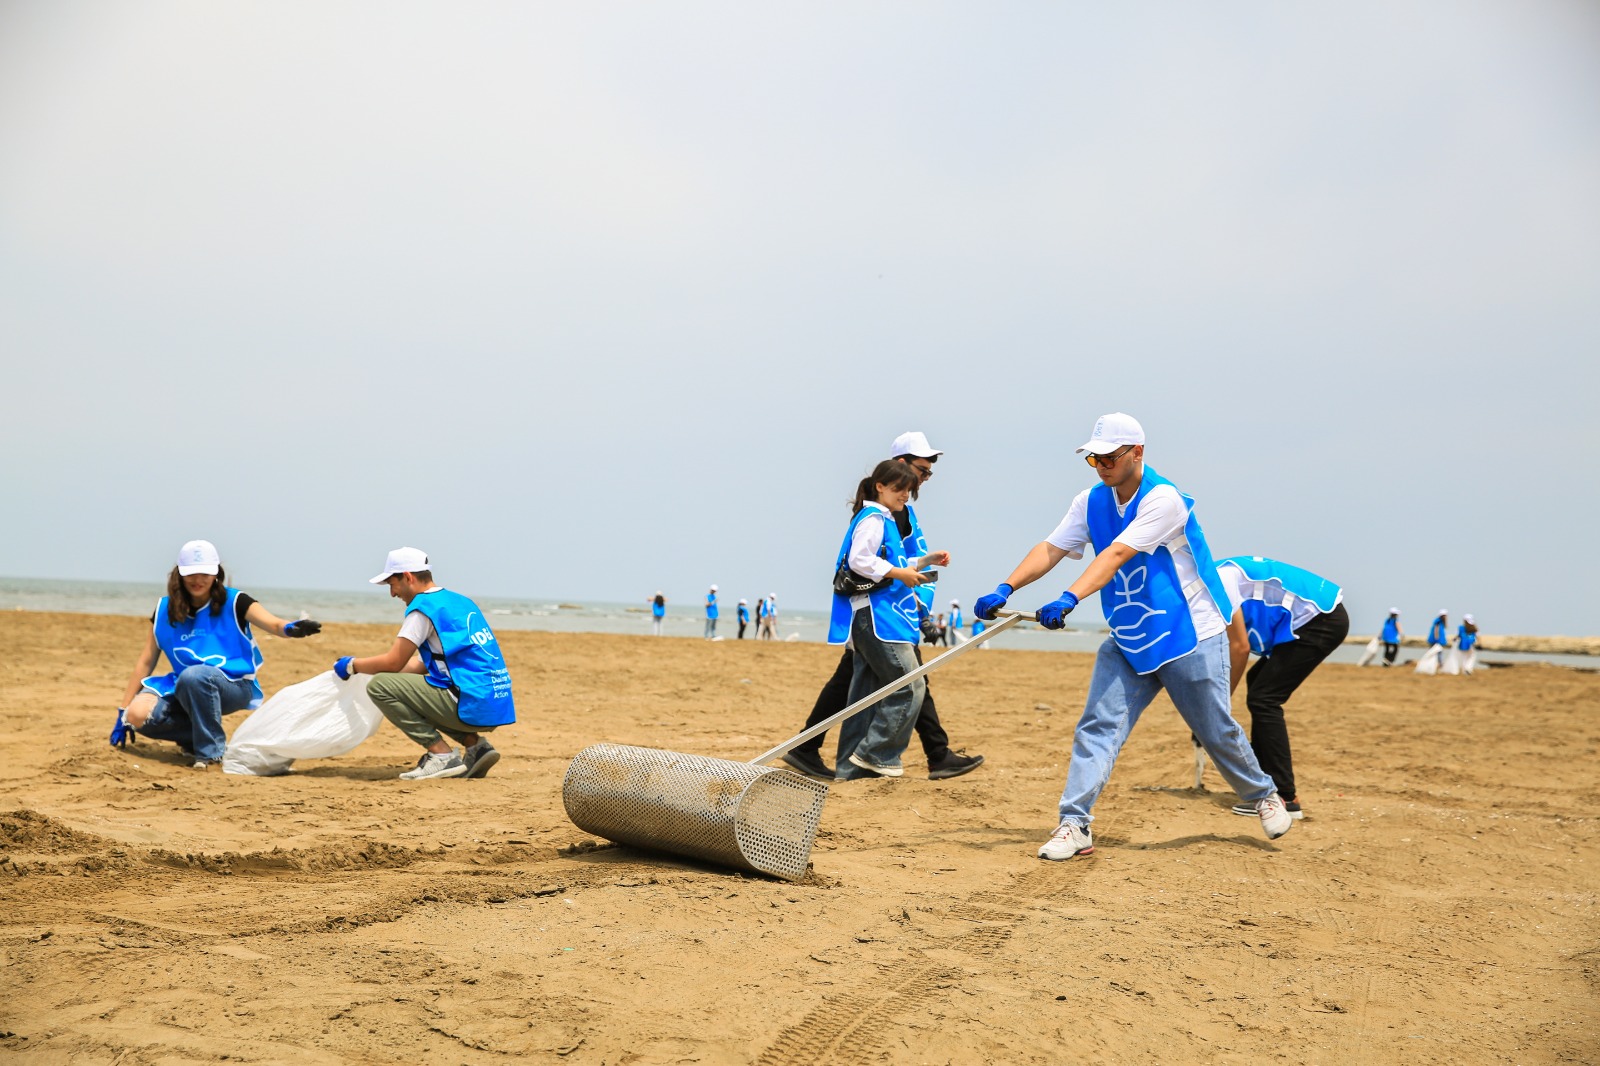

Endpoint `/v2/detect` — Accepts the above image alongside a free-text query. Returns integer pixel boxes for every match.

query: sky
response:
[2,2,1597,635]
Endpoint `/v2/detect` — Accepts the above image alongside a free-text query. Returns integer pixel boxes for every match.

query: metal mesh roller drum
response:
[562,743,831,880]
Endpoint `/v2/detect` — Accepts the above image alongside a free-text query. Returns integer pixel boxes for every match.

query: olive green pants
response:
[366,672,492,749]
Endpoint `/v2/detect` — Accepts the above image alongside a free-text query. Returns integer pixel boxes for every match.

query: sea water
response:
[1,576,1590,668]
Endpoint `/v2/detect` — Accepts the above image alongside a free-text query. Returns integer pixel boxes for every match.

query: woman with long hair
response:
[829,459,949,779]
[110,540,322,767]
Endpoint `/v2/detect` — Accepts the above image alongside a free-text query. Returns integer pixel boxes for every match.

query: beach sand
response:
[3,610,1597,1063]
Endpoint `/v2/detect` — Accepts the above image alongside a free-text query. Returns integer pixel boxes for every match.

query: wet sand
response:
[2,611,1597,1063]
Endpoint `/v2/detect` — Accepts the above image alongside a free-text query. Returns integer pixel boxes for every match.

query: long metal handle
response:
[750,610,1034,765]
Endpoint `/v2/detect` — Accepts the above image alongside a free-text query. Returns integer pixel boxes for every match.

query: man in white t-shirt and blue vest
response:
[973,413,1294,859]
[332,547,516,781]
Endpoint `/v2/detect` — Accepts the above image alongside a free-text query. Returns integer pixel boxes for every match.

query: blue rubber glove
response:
[334,656,355,680]
[973,584,1013,621]
[110,708,135,748]
[1037,591,1080,630]
[283,619,322,638]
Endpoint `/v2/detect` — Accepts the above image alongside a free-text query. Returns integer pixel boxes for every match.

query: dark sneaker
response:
[399,751,467,780]
[1232,798,1304,820]
[927,749,985,780]
[846,752,904,778]
[780,748,834,780]
[462,739,500,779]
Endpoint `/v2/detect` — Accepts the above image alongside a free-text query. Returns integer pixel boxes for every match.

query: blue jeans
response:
[705,618,717,638]
[137,665,257,761]
[834,608,925,779]
[1058,634,1274,826]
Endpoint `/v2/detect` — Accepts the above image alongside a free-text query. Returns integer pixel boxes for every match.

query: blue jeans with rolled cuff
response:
[136,664,257,762]
[1058,633,1275,826]
[834,607,925,779]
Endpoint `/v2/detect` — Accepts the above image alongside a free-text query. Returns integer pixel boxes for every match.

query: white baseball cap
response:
[1464,613,1475,623]
[1076,412,1146,455]
[738,598,747,604]
[1438,608,1449,616]
[176,539,221,576]
[709,584,718,591]
[951,598,960,606]
[1389,607,1401,615]
[370,546,430,583]
[890,430,942,458]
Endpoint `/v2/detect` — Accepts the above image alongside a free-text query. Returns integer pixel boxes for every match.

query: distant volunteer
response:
[973,413,1294,860]
[704,585,719,639]
[783,433,983,782]
[1380,609,1403,666]
[827,459,950,778]
[1457,614,1479,673]
[760,594,779,639]
[333,548,515,780]
[948,600,964,644]
[737,599,750,639]
[650,592,666,637]
[111,540,322,768]
[1428,610,1450,651]
[1215,556,1350,822]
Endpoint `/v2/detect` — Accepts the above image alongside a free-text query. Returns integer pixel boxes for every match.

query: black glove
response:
[283,619,322,638]
[920,615,940,644]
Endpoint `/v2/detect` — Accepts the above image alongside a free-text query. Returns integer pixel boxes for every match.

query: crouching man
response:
[334,547,516,780]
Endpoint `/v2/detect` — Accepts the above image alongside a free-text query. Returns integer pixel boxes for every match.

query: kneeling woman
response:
[111,540,321,767]
[830,460,948,779]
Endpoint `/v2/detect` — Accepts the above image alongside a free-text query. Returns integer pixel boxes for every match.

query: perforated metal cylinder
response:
[562,743,830,880]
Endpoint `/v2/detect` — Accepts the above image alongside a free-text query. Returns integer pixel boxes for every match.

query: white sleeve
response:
[1113,485,1189,554]
[848,512,894,580]
[397,611,434,649]
[1044,490,1093,559]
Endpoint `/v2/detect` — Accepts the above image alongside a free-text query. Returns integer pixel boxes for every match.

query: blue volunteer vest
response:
[706,593,718,620]
[1382,616,1400,643]
[404,589,517,728]
[738,604,749,623]
[1429,618,1448,646]
[1218,556,1342,657]
[1458,625,1477,651]
[652,600,665,618]
[144,588,264,706]
[1085,467,1234,674]
[828,505,921,645]
[950,608,963,631]
[902,503,934,619]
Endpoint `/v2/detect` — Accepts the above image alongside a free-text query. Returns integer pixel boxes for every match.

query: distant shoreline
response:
[1345,633,1600,657]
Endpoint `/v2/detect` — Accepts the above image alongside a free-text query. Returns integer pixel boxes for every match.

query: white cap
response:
[951,598,960,606]
[176,539,221,576]
[1076,412,1146,455]
[709,584,718,591]
[1464,613,1475,623]
[370,546,430,583]
[738,598,747,604]
[769,593,777,599]
[1438,608,1449,616]
[890,430,942,458]
[1389,607,1401,615]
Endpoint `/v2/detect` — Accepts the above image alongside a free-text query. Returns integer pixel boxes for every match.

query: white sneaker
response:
[846,752,904,778]
[1037,821,1094,861]
[399,751,467,780]
[1256,793,1294,840]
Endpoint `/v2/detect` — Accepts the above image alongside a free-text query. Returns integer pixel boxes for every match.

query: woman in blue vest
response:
[650,592,666,636]
[704,585,719,639]
[1458,614,1479,673]
[973,413,1293,860]
[1428,610,1450,650]
[737,599,750,639]
[829,459,947,779]
[110,540,322,768]
[333,547,516,781]
[1381,608,1403,666]
[1215,556,1350,821]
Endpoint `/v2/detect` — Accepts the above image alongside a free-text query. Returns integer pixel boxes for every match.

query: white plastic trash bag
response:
[1356,636,1381,667]
[1463,649,1478,675]
[223,672,384,776]
[1414,645,1443,675]
[1441,647,1463,675]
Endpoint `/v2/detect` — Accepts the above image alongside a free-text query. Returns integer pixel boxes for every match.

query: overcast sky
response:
[3,2,1597,634]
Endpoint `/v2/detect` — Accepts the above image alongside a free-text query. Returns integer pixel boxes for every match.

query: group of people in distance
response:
[1373,607,1481,672]
[111,543,517,781]
[649,588,779,639]
[812,414,1351,861]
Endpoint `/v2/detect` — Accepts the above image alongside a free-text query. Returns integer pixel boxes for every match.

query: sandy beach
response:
[2,610,1597,1064]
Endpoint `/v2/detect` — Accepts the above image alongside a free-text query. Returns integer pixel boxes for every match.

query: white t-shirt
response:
[396,589,455,695]
[1216,561,1338,638]
[846,503,896,611]
[1046,482,1227,642]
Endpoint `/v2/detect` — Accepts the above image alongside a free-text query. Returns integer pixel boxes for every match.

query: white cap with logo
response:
[370,547,431,584]
[890,430,942,458]
[177,539,221,576]
[1076,412,1146,455]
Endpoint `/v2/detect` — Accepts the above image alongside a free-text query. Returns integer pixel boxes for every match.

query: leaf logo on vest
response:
[1107,565,1170,654]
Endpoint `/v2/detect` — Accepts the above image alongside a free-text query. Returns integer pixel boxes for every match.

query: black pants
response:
[1382,641,1398,665]
[738,621,747,639]
[1243,603,1350,801]
[792,646,950,763]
